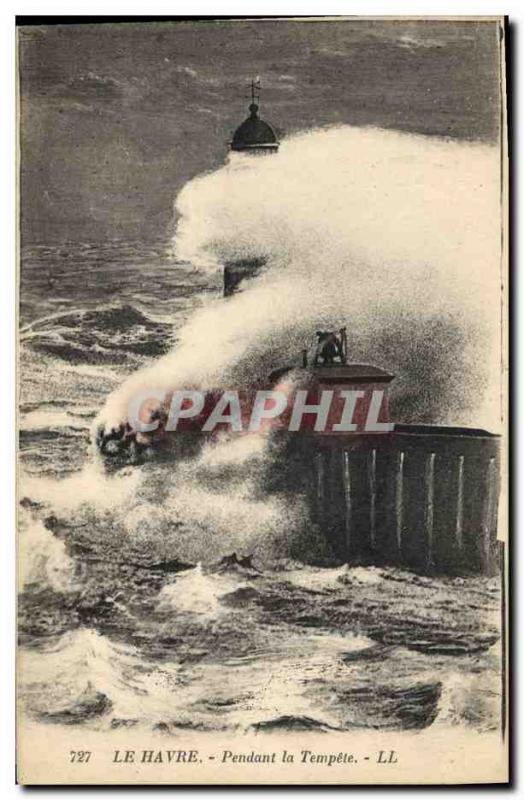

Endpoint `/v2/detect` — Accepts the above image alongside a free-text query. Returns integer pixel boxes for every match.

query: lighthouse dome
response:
[231,102,279,153]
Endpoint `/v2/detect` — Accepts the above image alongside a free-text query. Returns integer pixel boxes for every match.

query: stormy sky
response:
[18,18,502,243]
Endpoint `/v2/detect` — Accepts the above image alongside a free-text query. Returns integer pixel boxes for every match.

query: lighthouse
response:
[230,79,279,154]
[224,80,280,297]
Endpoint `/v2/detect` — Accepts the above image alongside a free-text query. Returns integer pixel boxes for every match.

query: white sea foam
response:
[18,628,178,723]
[19,462,141,515]
[18,509,75,593]
[118,430,310,563]
[157,563,244,616]
[20,409,90,432]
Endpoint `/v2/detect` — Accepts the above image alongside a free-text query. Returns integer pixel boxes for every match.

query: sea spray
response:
[96,124,501,435]
[20,434,317,567]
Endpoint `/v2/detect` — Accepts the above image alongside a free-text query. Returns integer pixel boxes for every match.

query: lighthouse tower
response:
[230,79,279,154]
[224,80,280,296]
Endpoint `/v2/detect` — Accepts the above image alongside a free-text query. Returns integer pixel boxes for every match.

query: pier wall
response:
[280,425,501,576]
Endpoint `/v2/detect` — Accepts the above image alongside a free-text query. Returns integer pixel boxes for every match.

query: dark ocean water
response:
[18,241,502,736]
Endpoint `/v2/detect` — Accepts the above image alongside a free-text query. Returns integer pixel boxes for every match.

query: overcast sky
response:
[18,18,502,243]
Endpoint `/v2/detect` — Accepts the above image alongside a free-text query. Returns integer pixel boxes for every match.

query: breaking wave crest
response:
[19,507,75,593]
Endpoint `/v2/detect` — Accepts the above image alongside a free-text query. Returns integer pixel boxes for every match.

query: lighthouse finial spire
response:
[231,78,279,153]
[247,77,261,108]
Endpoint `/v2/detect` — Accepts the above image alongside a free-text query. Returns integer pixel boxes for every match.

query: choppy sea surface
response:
[18,240,502,737]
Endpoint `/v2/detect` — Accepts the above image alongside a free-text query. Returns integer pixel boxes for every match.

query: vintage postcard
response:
[16,17,509,785]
